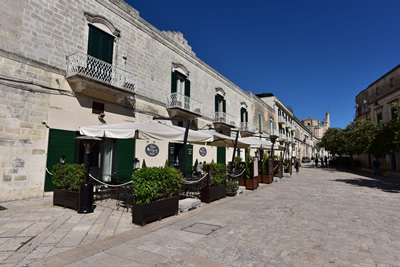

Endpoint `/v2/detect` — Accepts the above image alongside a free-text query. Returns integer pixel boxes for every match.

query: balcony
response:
[213,112,236,127]
[279,133,287,142]
[66,52,137,99]
[166,92,202,117]
[285,120,292,128]
[270,129,279,138]
[278,115,286,124]
[240,122,257,136]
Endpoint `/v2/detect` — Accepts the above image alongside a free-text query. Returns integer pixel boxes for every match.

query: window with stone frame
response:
[376,112,383,122]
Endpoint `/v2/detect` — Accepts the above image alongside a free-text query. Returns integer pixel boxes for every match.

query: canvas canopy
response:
[239,137,280,150]
[79,121,213,143]
[197,130,249,148]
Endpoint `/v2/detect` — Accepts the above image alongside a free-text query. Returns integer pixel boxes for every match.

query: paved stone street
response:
[1,165,400,266]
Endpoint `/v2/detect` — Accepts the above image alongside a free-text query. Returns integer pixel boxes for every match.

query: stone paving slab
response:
[2,165,400,266]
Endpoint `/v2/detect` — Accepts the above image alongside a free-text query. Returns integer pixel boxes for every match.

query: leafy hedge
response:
[132,167,183,204]
[51,163,85,191]
[204,163,227,187]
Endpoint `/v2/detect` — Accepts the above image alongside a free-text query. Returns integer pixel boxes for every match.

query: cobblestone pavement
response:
[2,165,400,266]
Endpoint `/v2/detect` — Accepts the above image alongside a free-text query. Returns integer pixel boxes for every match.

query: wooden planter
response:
[259,174,273,184]
[200,184,226,203]
[239,178,258,190]
[132,196,179,226]
[53,189,79,210]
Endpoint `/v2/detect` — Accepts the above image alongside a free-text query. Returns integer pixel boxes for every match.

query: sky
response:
[127,0,400,129]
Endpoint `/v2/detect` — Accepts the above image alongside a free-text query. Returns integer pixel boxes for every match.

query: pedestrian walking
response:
[315,157,319,167]
[320,157,324,167]
[324,156,328,167]
[373,158,380,176]
[295,159,300,173]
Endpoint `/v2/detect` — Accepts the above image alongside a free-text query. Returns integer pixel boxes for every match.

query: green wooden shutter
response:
[115,139,135,182]
[184,144,193,176]
[45,129,76,191]
[168,143,175,167]
[245,111,248,122]
[184,79,190,97]
[223,99,226,112]
[240,108,245,122]
[88,25,114,64]
[258,113,262,133]
[215,95,219,112]
[171,72,177,93]
[217,147,226,165]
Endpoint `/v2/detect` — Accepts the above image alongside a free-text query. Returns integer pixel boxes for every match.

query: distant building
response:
[301,111,330,139]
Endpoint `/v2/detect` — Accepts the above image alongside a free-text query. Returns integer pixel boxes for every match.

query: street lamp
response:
[75,135,102,214]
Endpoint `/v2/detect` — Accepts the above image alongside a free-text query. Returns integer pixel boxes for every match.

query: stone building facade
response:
[0,0,320,201]
[354,65,400,172]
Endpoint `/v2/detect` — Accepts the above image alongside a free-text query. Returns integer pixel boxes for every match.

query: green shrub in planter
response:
[51,164,85,191]
[226,180,239,194]
[204,163,227,186]
[132,167,183,204]
[244,150,254,179]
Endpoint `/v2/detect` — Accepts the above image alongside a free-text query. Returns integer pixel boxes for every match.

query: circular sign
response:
[145,144,159,157]
[199,147,207,157]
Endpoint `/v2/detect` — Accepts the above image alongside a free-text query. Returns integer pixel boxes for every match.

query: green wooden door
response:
[168,143,175,167]
[88,24,114,64]
[115,139,135,182]
[45,129,76,191]
[184,144,193,176]
[217,147,226,165]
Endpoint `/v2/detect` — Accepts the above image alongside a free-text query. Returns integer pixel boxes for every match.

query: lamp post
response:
[75,136,102,214]
[279,140,285,178]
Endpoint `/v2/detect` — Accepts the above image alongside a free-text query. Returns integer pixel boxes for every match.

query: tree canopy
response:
[318,106,400,162]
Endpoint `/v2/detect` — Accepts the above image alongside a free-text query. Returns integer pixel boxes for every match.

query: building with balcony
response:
[354,64,400,172]
[0,0,328,201]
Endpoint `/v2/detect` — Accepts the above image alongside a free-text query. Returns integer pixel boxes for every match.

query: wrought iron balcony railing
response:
[166,92,202,115]
[66,52,137,93]
[213,112,236,127]
[240,122,257,133]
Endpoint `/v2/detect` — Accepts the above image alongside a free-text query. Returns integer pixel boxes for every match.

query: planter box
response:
[200,184,226,203]
[259,174,273,184]
[132,196,179,226]
[239,178,258,190]
[53,189,79,210]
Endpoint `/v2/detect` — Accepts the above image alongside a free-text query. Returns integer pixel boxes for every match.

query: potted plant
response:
[261,153,273,184]
[131,166,182,226]
[239,151,258,190]
[51,163,85,210]
[200,163,227,203]
[226,180,239,196]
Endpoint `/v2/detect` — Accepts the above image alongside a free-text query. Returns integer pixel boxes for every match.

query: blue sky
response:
[127,0,400,129]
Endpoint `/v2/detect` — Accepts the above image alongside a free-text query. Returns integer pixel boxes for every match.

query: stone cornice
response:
[96,0,251,101]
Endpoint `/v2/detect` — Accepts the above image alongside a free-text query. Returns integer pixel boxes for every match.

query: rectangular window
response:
[258,113,262,133]
[92,101,105,114]
[377,112,383,122]
[88,24,114,64]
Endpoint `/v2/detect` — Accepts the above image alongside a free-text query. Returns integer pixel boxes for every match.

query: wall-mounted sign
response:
[199,147,207,157]
[169,146,175,155]
[145,144,159,157]
[187,147,193,156]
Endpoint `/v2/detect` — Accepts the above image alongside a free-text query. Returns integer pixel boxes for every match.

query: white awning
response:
[239,137,280,150]
[79,121,213,143]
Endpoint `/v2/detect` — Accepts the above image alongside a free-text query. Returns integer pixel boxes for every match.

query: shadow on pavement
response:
[333,177,400,193]
[301,164,400,193]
